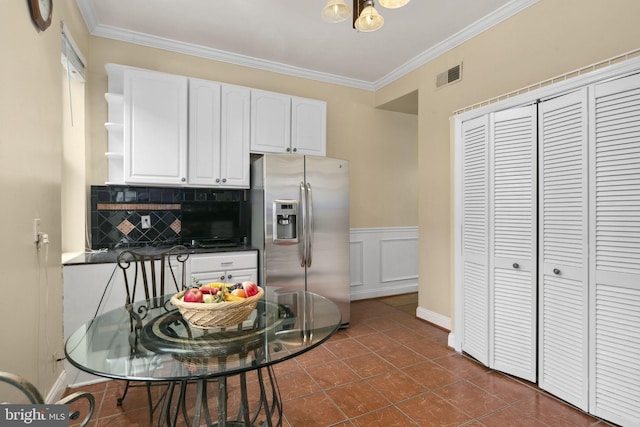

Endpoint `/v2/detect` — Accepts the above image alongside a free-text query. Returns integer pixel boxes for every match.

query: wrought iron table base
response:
[151,365,283,427]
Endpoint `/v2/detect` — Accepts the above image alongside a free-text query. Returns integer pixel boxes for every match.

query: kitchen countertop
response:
[63,245,257,266]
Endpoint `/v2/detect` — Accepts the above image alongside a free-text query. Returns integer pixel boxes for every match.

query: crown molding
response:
[77,0,538,92]
[373,0,539,90]
[91,24,377,91]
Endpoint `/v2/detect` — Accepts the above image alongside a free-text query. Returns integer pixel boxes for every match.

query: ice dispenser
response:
[273,200,298,244]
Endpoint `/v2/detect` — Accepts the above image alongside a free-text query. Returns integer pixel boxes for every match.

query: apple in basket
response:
[183,287,204,303]
[242,281,259,298]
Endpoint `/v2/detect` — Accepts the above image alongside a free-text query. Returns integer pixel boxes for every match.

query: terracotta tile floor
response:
[65,293,614,426]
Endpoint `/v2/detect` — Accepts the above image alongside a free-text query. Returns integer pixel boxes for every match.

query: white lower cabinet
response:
[63,262,128,387]
[189,251,258,285]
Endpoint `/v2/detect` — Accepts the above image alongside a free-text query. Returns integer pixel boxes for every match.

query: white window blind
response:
[61,25,86,81]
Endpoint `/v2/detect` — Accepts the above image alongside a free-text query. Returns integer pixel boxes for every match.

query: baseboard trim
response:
[45,370,67,404]
[416,306,451,331]
[448,332,457,350]
[350,283,418,301]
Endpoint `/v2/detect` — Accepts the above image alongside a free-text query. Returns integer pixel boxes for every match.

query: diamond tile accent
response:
[170,219,181,234]
[117,219,135,235]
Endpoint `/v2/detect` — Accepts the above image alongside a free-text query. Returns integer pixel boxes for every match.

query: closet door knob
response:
[553,268,561,275]
[513,263,519,269]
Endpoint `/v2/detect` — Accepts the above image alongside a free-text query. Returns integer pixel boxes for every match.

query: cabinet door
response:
[460,115,490,366]
[124,69,188,185]
[220,84,251,188]
[292,96,326,156]
[489,105,537,382]
[188,78,222,186]
[589,73,640,426]
[250,89,291,154]
[539,89,589,410]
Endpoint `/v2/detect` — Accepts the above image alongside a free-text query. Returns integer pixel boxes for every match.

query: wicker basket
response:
[171,287,264,329]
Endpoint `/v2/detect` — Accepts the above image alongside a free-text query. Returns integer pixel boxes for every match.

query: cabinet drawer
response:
[191,251,257,273]
[192,268,257,284]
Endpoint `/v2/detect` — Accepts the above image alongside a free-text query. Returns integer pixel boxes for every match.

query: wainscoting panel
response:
[350,227,418,300]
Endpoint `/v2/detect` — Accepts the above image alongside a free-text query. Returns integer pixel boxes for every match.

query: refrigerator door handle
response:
[306,182,313,268]
[300,181,307,267]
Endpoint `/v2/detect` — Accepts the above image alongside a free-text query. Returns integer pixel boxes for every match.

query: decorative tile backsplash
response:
[90,185,246,249]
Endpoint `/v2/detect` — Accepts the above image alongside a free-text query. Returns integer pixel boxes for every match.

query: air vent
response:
[436,63,462,88]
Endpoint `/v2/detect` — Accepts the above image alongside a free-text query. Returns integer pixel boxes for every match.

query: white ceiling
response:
[75,0,536,90]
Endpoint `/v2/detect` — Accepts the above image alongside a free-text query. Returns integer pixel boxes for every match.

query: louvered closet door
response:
[538,89,589,411]
[589,73,640,427]
[489,106,537,382]
[460,115,490,366]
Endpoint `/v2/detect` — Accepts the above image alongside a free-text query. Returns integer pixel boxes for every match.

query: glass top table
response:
[65,287,342,427]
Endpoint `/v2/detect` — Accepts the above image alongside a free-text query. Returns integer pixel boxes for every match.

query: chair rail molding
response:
[349,227,418,300]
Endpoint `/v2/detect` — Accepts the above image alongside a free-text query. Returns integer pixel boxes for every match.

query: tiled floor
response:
[65,293,612,426]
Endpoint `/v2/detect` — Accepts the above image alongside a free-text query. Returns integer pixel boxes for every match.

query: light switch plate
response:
[141,215,151,229]
[34,218,41,242]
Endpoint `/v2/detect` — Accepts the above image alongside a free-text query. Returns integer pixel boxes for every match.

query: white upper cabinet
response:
[124,68,188,185]
[106,64,327,186]
[292,96,327,157]
[189,79,250,188]
[188,78,222,186]
[250,89,327,156]
[250,89,292,154]
[219,84,251,188]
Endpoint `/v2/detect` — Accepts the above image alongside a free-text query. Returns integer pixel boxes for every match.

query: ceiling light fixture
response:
[378,0,410,9]
[322,0,410,32]
[354,0,384,32]
[321,0,352,23]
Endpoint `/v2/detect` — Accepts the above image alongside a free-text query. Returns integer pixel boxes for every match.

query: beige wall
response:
[376,0,640,324]
[62,74,87,254]
[0,2,89,395]
[87,39,419,229]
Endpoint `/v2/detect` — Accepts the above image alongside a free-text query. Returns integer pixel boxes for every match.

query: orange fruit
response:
[231,288,246,298]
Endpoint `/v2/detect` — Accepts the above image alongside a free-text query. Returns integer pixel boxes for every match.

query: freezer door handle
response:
[300,181,307,267]
[306,182,313,268]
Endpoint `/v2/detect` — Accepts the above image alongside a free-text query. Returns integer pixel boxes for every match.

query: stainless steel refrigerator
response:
[251,154,350,327]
